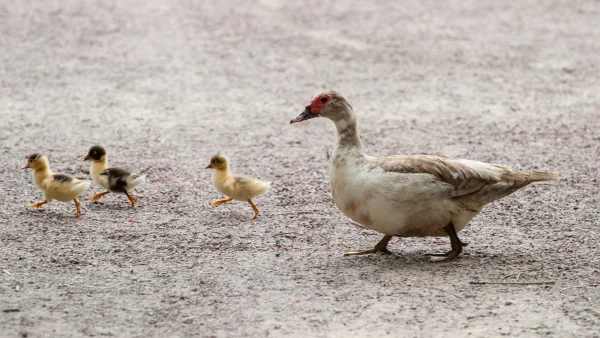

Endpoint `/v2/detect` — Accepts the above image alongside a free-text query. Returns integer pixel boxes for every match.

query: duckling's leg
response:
[89,191,110,201]
[424,222,464,262]
[344,235,393,256]
[124,191,137,208]
[73,198,82,218]
[27,200,48,209]
[247,199,259,219]
[210,198,233,207]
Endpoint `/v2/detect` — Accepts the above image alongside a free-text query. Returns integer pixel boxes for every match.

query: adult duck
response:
[290,91,557,262]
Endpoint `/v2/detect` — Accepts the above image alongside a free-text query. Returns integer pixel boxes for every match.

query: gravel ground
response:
[1,1,599,337]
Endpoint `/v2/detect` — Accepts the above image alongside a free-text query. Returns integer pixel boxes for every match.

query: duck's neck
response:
[213,168,230,180]
[333,114,364,158]
[33,167,52,188]
[90,159,108,177]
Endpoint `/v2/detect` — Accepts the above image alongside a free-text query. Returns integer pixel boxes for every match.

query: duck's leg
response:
[27,200,48,209]
[73,198,82,218]
[89,191,110,201]
[344,235,393,256]
[210,198,233,207]
[247,199,259,219]
[124,191,137,208]
[424,222,464,262]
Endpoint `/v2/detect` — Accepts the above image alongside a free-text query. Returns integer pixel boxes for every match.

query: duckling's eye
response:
[320,97,327,103]
[211,160,216,163]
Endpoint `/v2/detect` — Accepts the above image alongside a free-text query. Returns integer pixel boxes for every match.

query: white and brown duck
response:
[290,91,558,262]
[23,153,91,218]
[83,145,146,208]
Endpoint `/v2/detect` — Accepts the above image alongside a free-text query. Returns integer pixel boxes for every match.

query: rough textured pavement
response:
[1,1,599,337]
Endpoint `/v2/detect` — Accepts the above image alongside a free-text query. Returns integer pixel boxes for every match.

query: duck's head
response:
[83,145,107,162]
[205,154,228,170]
[290,91,354,125]
[23,153,49,170]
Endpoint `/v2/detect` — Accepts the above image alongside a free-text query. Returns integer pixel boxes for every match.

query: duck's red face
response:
[290,93,333,124]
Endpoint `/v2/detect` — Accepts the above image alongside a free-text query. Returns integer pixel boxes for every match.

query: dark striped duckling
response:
[83,145,146,208]
[23,154,91,218]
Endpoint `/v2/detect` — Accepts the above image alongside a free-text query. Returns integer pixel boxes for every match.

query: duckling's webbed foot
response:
[125,191,137,208]
[425,222,464,263]
[27,200,48,209]
[73,198,82,218]
[210,198,233,207]
[247,199,259,219]
[344,235,393,257]
[89,191,110,201]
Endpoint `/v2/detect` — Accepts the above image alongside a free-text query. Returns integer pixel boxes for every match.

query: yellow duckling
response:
[23,153,91,218]
[205,154,270,219]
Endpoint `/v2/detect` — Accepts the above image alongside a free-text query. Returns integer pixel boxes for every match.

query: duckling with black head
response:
[206,154,270,219]
[83,145,146,208]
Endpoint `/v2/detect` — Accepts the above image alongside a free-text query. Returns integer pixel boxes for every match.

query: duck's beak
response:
[290,106,318,124]
[82,155,90,161]
[205,164,212,169]
[22,163,29,170]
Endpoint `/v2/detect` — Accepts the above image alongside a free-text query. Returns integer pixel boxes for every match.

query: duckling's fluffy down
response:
[220,174,271,201]
[42,179,91,202]
[128,174,146,189]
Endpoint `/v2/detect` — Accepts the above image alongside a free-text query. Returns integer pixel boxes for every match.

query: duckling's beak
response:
[290,106,318,124]
[82,155,90,161]
[205,164,212,169]
[22,163,29,170]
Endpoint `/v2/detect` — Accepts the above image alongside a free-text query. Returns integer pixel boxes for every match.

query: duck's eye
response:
[211,160,216,163]
[320,97,327,103]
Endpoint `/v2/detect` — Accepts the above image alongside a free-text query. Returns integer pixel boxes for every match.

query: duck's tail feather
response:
[71,180,92,194]
[253,181,271,197]
[505,171,559,187]
[453,170,558,212]
[527,171,559,182]
[127,174,146,189]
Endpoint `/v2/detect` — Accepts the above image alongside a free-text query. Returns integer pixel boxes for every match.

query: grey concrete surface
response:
[1,1,599,337]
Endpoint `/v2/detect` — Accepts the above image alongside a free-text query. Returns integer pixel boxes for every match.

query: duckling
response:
[83,145,146,208]
[23,154,91,218]
[205,154,270,219]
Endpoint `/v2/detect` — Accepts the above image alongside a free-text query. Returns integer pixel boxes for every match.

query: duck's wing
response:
[371,155,509,196]
[230,174,270,196]
[42,174,90,195]
[100,168,131,192]
[102,168,132,177]
[226,174,253,191]
[52,174,74,183]
[371,155,557,211]
[41,174,74,190]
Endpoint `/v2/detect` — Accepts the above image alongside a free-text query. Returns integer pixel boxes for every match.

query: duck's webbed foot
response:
[125,191,137,208]
[344,235,393,257]
[89,191,110,201]
[424,222,464,263]
[27,200,48,209]
[247,199,259,219]
[73,198,82,218]
[210,198,232,207]
[425,250,460,262]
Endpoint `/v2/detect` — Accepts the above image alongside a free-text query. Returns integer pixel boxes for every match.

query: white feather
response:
[126,174,146,190]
